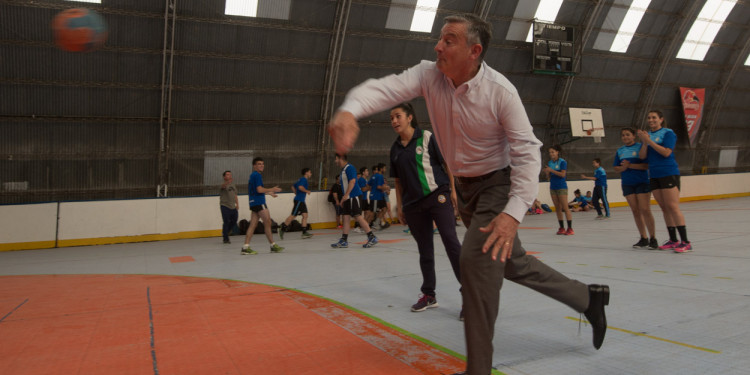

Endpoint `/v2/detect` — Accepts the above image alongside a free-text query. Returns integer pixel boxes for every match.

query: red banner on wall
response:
[679,87,705,147]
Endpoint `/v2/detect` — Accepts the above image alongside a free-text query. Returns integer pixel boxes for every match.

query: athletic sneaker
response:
[433,228,439,235]
[595,215,605,220]
[363,236,379,248]
[658,240,679,250]
[353,227,363,234]
[633,238,649,249]
[240,246,257,255]
[411,294,438,312]
[565,227,575,235]
[380,222,391,230]
[673,241,693,253]
[331,238,348,248]
[270,243,284,253]
[278,225,286,240]
[301,231,313,239]
[648,238,659,250]
[556,228,566,235]
[403,228,411,234]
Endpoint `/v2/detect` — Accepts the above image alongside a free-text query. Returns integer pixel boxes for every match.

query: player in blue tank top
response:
[543,145,574,235]
[637,110,691,253]
[331,154,378,249]
[279,168,314,240]
[241,157,284,255]
[614,127,657,249]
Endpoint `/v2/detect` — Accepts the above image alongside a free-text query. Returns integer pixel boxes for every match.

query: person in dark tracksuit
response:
[581,158,610,219]
[389,102,462,317]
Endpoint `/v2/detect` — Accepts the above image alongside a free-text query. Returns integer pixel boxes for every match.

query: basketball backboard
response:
[569,108,604,139]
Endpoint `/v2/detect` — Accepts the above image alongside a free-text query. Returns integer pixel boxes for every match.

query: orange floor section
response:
[0,275,464,375]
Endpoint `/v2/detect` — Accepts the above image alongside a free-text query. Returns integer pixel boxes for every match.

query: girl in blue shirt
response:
[543,145,573,235]
[614,127,657,249]
[637,110,691,253]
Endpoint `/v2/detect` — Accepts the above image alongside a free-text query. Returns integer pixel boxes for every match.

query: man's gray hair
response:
[444,14,492,61]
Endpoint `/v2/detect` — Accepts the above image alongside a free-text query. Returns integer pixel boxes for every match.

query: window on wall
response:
[386,0,440,33]
[676,0,737,61]
[506,0,564,42]
[593,0,651,53]
[225,0,291,20]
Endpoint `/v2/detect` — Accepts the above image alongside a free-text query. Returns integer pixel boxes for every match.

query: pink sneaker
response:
[556,228,566,235]
[658,240,679,250]
[673,241,693,253]
[565,228,575,236]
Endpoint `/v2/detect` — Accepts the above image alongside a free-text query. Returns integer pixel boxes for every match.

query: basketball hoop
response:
[585,127,604,143]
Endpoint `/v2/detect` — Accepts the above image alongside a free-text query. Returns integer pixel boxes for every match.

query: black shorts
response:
[291,200,308,216]
[622,183,650,196]
[361,199,371,211]
[250,204,268,213]
[342,196,363,217]
[371,199,386,211]
[650,175,680,191]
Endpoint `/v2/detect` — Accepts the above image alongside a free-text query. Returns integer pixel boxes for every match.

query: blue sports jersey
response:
[614,143,649,186]
[368,173,385,200]
[248,171,265,207]
[646,128,680,178]
[593,166,607,187]
[357,176,369,199]
[293,177,308,202]
[574,195,588,207]
[341,164,363,198]
[548,158,568,190]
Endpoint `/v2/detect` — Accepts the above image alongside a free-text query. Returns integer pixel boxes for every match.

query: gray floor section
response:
[1,197,749,375]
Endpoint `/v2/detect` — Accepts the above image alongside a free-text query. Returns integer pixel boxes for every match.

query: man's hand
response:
[397,207,406,226]
[478,212,519,262]
[328,111,359,155]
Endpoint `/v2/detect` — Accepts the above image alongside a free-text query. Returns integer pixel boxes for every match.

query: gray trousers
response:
[456,168,589,375]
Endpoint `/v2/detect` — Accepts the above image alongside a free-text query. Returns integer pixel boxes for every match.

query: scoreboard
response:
[532,21,576,76]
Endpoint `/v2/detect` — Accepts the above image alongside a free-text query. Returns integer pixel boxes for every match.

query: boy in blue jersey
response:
[332,154,378,248]
[355,167,372,232]
[241,157,284,255]
[279,168,314,240]
[368,164,390,229]
[581,158,610,219]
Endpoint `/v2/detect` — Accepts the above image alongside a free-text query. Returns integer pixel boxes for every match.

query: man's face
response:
[335,156,345,168]
[434,21,478,80]
[223,172,232,182]
[254,161,264,172]
[305,170,312,179]
[363,169,369,178]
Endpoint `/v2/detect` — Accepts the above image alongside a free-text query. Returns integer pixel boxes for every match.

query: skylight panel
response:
[745,54,750,66]
[410,0,439,33]
[226,0,259,17]
[609,0,650,52]
[676,0,737,61]
[65,0,101,3]
[386,0,440,33]
[525,0,564,42]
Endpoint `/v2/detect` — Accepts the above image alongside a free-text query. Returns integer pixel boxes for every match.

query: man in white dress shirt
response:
[328,13,609,375]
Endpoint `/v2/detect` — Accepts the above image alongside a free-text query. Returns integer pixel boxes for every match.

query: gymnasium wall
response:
[2,172,750,251]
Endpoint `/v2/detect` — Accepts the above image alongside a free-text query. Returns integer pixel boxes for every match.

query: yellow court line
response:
[566,317,721,353]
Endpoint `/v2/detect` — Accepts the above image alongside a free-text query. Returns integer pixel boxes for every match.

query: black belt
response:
[455,167,508,185]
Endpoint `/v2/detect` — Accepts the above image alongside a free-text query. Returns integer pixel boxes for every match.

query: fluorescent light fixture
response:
[676,0,737,61]
[225,0,259,17]
[526,0,564,42]
[609,0,651,53]
[410,0,439,33]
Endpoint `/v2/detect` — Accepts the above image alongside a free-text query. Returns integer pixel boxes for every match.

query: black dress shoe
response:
[583,284,610,349]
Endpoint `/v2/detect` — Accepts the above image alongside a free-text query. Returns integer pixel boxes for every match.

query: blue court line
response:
[147,287,159,375]
[0,298,29,323]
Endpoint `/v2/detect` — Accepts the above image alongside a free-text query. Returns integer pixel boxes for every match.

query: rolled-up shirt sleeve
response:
[338,62,427,119]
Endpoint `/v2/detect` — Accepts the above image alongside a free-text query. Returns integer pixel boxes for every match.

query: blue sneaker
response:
[331,238,348,248]
[363,236,378,248]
